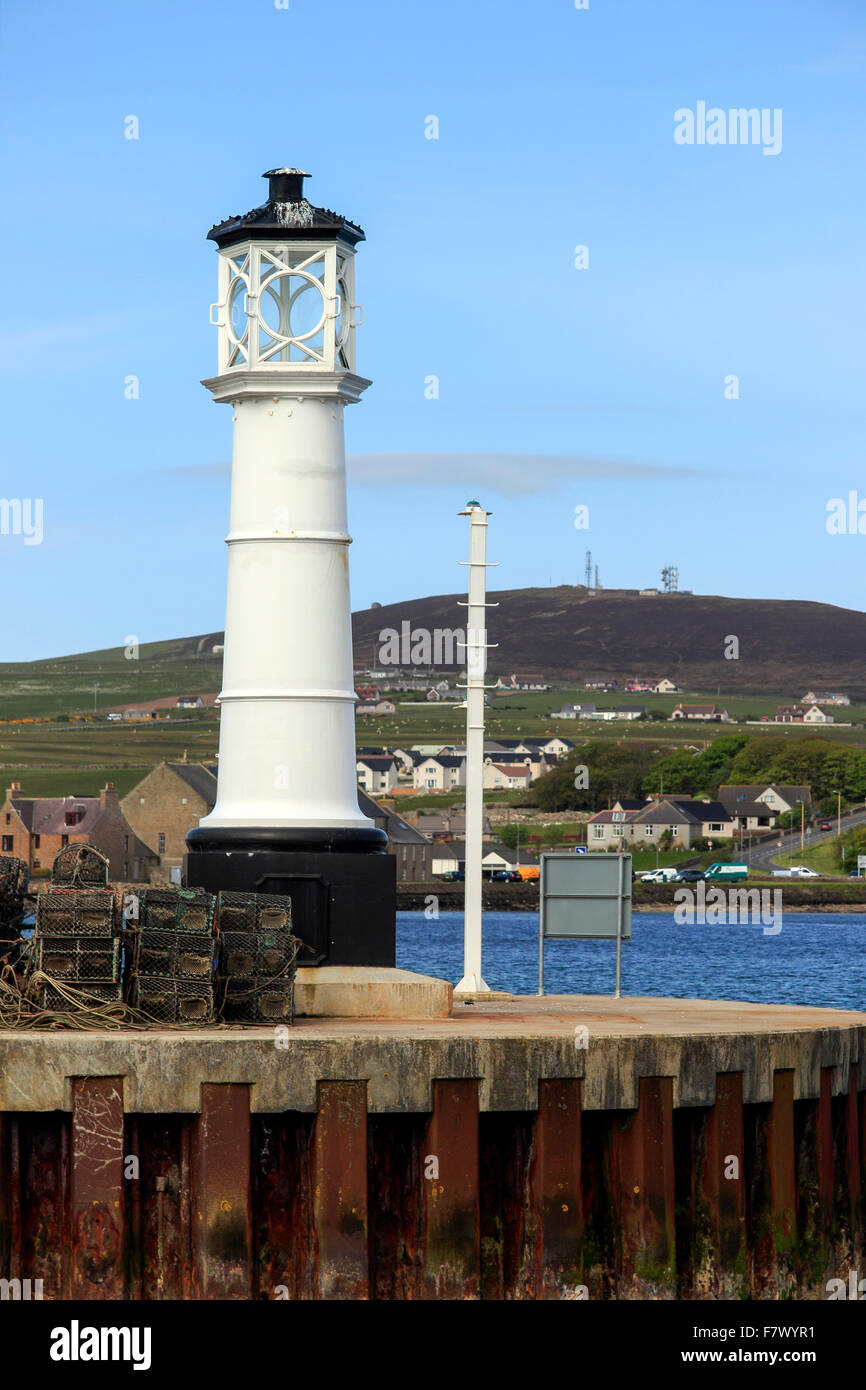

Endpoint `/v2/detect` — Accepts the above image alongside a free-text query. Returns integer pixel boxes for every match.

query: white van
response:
[639,867,679,884]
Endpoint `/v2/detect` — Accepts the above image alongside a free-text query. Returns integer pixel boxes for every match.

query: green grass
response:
[771,838,846,875]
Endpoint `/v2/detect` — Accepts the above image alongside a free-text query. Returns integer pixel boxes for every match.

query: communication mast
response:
[661,565,679,594]
[584,551,592,589]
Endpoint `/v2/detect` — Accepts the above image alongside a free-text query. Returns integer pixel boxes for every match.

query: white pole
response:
[455,502,497,996]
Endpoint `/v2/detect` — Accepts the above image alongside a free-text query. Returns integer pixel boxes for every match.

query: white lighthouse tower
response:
[186,168,394,967]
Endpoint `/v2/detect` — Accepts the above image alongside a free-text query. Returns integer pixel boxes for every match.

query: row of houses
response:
[587,783,812,850]
[357,737,575,794]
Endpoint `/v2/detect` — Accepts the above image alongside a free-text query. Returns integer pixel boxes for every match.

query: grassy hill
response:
[0,633,223,719]
[0,588,864,800]
[352,587,866,697]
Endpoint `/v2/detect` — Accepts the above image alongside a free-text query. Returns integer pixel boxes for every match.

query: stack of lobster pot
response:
[216,891,298,1024]
[30,846,120,1007]
[127,887,217,1023]
[0,855,29,952]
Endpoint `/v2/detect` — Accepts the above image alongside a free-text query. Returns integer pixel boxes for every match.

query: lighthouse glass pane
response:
[228,280,248,348]
[288,278,325,338]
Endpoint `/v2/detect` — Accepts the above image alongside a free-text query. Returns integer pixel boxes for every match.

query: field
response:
[1,632,865,800]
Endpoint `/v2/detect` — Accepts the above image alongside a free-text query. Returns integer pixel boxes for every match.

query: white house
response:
[802,704,834,725]
[481,761,532,791]
[552,703,595,719]
[670,704,730,722]
[356,754,399,795]
[481,843,539,872]
[413,755,466,791]
[432,842,462,876]
[356,699,396,716]
[803,691,849,706]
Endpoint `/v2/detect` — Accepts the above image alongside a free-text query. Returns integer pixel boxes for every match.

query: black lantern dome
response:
[208,168,365,249]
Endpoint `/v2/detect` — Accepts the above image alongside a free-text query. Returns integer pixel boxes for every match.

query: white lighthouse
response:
[186,168,394,967]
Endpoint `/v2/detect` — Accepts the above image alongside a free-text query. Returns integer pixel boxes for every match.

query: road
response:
[741,805,866,876]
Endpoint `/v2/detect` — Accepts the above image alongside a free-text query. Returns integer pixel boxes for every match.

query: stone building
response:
[0,782,157,881]
[120,761,218,882]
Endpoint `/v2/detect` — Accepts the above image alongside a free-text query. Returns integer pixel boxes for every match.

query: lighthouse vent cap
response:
[207,165,365,248]
[264,167,312,202]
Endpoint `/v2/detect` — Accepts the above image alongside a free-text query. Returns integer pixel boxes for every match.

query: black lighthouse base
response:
[184,825,395,968]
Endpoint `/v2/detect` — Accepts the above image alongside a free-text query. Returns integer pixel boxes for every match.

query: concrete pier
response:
[1,995,865,1299]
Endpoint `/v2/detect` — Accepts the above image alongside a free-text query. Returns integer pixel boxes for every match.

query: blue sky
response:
[0,0,864,659]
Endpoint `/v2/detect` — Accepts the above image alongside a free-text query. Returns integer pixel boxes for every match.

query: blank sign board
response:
[540,852,632,940]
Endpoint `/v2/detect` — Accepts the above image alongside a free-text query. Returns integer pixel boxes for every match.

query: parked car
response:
[489,869,521,882]
[674,868,705,883]
[789,865,820,878]
[639,867,679,884]
[441,870,464,881]
[819,821,832,832]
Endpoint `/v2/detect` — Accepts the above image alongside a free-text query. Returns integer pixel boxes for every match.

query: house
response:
[481,842,539,874]
[508,674,548,691]
[388,747,415,776]
[717,796,776,832]
[803,691,850,706]
[431,841,462,876]
[176,695,205,709]
[670,704,730,722]
[356,699,396,715]
[357,789,433,881]
[653,679,680,694]
[356,754,399,795]
[625,678,658,693]
[775,706,805,723]
[718,785,812,821]
[584,679,617,691]
[2,781,157,881]
[413,755,466,791]
[354,684,381,703]
[802,704,834,725]
[587,797,733,850]
[616,706,647,721]
[552,703,595,719]
[410,812,493,841]
[121,761,220,881]
[507,735,574,759]
[482,761,533,791]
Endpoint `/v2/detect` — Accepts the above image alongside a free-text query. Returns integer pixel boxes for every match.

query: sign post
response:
[538,852,632,997]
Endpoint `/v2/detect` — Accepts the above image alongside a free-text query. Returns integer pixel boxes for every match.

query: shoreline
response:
[396,884,866,913]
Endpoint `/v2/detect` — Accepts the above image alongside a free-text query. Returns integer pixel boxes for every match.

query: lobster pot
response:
[219,978,294,1023]
[134,931,217,980]
[29,980,123,1011]
[0,857,28,898]
[36,935,121,983]
[36,889,116,937]
[139,887,215,934]
[50,843,109,888]
[219,931,296,979]
[216,892,292,935]
[130,975,215,1024]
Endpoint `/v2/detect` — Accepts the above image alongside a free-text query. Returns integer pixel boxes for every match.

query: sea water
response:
[396,911,866,1012]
